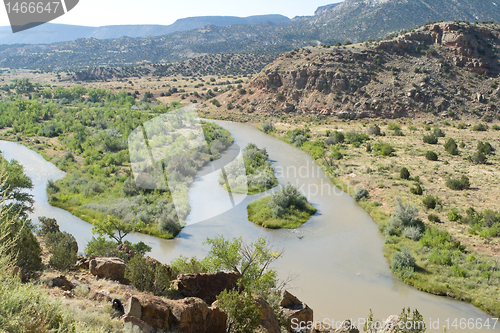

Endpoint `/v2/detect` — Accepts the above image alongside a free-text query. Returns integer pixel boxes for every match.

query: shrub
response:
[472,151,487,164]
[373,141,395,156]
[84,235,120,258]
[268,183,308,217]
[354,187,369,202]
[46,179,59,193]
[391,197,423,230]
[392,247,416,270]
[37,216,60,237]
[433,128,446,137]
[452,264,467,277]
[425,151,438,161]
[332,131,345,144]
[444,138,459,155]
[446,175,470,190]
[428,214,441,223]
[45,231,78,270]
[410,183,423,195]
[125,255,172,296]
[400,167,410,180]
[402,226,423,240]
[262,123,273,133]
[367,124,381,136]
[477,141,494,155]
[387,122,401,131]
[122,178,139,196]
[423,134,438,144]
[472,123,488,131]
[492,124,500,131]
[448,209,462,222]
[83,181,104,197]
[422,195,437,209]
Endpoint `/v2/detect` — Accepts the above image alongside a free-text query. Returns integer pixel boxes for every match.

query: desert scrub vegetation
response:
[247,183,317,229]
[269,118,500,317]
[218,143,278,194]
[0,88,234,239]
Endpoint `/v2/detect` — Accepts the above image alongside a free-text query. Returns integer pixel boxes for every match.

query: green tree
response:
[444,138,459,155]
[400,167,410,180]
[92,215,144,244]
[217,289,260,333]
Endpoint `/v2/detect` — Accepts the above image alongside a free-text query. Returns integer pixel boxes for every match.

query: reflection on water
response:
[1,123,498,332]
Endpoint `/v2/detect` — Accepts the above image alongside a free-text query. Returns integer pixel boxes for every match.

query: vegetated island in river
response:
[218,143,278,195]
[247,183,317,229]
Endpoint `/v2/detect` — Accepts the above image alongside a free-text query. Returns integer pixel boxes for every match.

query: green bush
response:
[410,183,423,195]
[472,123,488,131]
[477,141,494,155]
[446,175,470,191]
[448,209,462,222]
[373,141,395,156]
[45,231,78,270]
[36,216,60,237]
[433,128,446,137]
[125,255,172,296]
[422,195,437,209]
[400,167,410,180]
[428,214,441,223]
[262,123,273,133]
[425,151,438,161]
[332,131,345,144]
[268,184,308,217]
[444,138,459,155]
[354,187,369,202]
[402,226,423,241]
[423,134,438,144]
[392,247,416,270]
[472,151,488,164]
[84,235,120,257]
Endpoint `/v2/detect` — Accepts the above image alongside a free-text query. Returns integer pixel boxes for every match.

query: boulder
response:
[51,275,75,291]
[280,291,314,333]
[172,272,240,304]
[124,294,227,333]
[121,315,153,333]
[254,295,281,333]
[89,257,127,283]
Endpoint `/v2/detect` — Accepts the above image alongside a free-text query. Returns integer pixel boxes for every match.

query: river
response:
[1,119,498,332]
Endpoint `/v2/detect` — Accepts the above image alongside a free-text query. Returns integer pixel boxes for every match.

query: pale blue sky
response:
[1,0,342,27]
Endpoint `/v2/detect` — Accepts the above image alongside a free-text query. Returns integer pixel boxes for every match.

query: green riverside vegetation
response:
[0,85,233,239]
[218,143,278,194]
[247,183,317,229]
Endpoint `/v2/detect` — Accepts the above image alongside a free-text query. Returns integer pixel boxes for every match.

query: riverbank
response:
[257,118,500,318]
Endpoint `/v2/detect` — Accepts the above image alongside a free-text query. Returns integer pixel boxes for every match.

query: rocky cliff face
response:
[220,22,500,119]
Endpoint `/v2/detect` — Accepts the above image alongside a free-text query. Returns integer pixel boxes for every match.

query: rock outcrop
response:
[280,291,314,333]
[218,21,500,120]
[123,294,227,333]
[172,272,240,304]
[89,257,128,283]
[254,295,281,333]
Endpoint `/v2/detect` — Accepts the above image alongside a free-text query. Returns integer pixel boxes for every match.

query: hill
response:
[217,21,500,119]
[0,15,290,45]
[1,0,500,70]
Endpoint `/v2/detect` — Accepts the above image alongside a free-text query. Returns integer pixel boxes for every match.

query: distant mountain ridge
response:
[0,0,499,70]
[0,14,290,45]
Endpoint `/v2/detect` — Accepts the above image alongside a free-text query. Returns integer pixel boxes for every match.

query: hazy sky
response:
[1,0,342,27]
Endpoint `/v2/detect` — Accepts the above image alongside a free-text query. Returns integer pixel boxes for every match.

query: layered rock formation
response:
[219,22,500,119]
